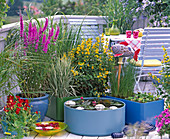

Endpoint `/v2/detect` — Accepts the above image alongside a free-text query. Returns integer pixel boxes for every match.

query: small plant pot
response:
[104,96,164,125]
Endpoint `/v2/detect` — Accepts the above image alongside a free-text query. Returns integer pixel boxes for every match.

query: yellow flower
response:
[80,67,82,69]
[105,71,109,74]
[102,33,104,37]
[78,62,84,66]
[91,66,94,69]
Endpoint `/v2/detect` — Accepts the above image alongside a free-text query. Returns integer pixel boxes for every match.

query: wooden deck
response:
[0,81,169,139]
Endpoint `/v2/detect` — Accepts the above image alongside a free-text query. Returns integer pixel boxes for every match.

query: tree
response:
[41,0,63,16]
[7,0,23,16]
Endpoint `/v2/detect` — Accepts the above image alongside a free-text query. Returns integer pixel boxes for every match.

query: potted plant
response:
[46,56,78,121]
[105,58,164,125]
[9,15,60,121]
[0,95,40,138]
[68,34,115,97]
[64,97,125,136]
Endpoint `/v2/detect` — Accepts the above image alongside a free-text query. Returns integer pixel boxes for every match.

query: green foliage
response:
[0,41,21,95]
[102,0,139,33]
[109,61,136,98]
[7,0,23,16]
[139,0,170,27]
[69,36,115,97]
[0,0,14,28]
[41,0,64,16]
[126,92,160,103]
[149,46,170,108]
[46,57,77,98]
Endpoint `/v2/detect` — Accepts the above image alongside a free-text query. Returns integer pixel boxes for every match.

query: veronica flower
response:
[42,18,48,32]
[20,15,24,38]
[54,26,60,41]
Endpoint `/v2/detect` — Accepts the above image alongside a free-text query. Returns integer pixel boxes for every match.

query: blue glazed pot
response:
[104,96,164,125]
[64,97,125,136]
[16,93,49,122]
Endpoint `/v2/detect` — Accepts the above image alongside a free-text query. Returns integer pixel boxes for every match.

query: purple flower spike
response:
[48,27,54,40]
[43,39,50,53]
[20,15,24,38]
[54,26,60,41]
[42,18,48,32]
[24,32,28,48]
[42,34,46,46]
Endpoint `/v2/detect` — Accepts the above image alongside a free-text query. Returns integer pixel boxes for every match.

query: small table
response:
[105,34,141,51]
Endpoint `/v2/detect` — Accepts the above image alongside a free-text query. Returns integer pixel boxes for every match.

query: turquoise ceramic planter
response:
[64,97,125,136]
[16,93,49,121]
[104,96,164,125]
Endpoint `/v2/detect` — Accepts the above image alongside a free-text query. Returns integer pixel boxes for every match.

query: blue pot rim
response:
[16,93,49,101]
[64,97,126,112]
[104,96,164,104]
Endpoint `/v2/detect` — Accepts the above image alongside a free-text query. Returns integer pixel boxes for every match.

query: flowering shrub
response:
[148,46,170,108]
[155,108,170,137]
[1,95,40,138]
[69,34,115,97]
[137,0,169,27]
[16,15,60,93]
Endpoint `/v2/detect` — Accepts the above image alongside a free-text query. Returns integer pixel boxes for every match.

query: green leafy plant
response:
[126,92,160,103]
[69,34,115,97]
[148,46,170,108]
[109,61,136,98]
[0,44,22,95]
[0,0,14,28]
[102,0,140,33]
[155,108,170,139]
[0,95,40,138]
[46,56,77,98]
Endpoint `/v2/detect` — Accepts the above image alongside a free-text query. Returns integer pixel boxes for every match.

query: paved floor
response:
[0,81,169,139]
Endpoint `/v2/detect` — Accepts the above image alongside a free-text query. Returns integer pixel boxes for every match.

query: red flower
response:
[24,107,27,111]
[7,95,14,100]
[25,99,29,104]
[25,103,30,107]
[16,96,20,99]
[35,111,38,114]
[16,108,21,114]
[4,107,9,112]
[17,103,22,107]
[18,98,24,103]
[80,97,83,100]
